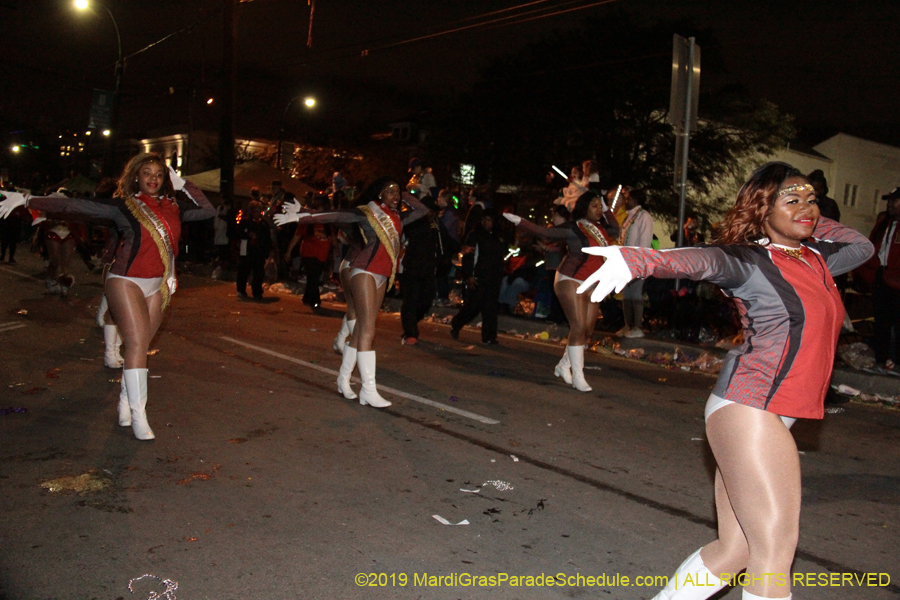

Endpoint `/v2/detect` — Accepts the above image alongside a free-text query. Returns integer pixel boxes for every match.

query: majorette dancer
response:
[274,177,427,407]
[576,163,873,600]
[503,191,619,391]
[0,152,215,440]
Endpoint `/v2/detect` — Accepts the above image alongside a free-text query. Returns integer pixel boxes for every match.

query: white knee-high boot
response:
[103,324,124,368]
[567,345,592,392]
[337,346,358,399]
[123,368,154,440]
[651,548,727,600]
[333,317,351,354]
[554,349,573,384]
[357,351,391,408]
[117,372,130,426]
[742,590,790,599]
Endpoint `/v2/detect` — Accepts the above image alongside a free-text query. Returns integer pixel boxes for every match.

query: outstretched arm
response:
[809,217,874,275]
[177,181,216,222]
[503,213,573,240]
[14,194,123,223]
[577,245,753,302]
[400,193,429,226]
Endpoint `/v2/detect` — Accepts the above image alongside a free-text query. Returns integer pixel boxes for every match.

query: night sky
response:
[2,0,899,145]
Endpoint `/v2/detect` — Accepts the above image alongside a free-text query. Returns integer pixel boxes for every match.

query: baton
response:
[551,165,567,179]
[610,185,623,211]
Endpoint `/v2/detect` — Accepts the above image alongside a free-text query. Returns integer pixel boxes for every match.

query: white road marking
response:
[0,266,43,282]
[220,336,501,425]
[0,322,26,333]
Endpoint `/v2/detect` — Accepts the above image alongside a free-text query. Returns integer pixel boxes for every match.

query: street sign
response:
[668,35,701,133]
[87,89,114,130]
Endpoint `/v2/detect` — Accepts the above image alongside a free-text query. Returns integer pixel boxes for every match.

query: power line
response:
[272,0,621,68]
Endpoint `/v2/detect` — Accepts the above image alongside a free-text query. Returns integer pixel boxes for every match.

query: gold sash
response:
[358,201,400,288]
[578,219,610,248]
[125,196,176,309]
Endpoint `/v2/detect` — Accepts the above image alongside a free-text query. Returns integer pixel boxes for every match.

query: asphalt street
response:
[1,254,898,600]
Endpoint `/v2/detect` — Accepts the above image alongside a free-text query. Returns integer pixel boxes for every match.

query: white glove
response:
[0,192,27,219]
[272,200,309,226]
[503,213,522,225]
[576,246,634,302]
[168,166,186,191]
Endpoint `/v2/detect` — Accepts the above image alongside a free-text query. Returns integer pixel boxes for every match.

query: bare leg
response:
[105,278,164,369]
[578,291,600,345]
[554,279,588,346]
[340,267,357,320]
[701,403,800,598]
[347,272,386,353]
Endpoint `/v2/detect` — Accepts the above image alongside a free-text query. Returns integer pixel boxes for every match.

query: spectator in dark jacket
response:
[450,209,507,344]
[236,200,275,300]
[400,196,445,344]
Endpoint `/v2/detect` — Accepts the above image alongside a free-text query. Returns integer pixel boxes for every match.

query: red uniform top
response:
[352,204,402,278]
[297,223,332,262]
[126,193,182,279]
[759,248,843,417]
[618,218,874,419]
[572,222,613,281]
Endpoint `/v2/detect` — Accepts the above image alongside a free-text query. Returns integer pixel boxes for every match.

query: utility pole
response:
[219,0,236,203]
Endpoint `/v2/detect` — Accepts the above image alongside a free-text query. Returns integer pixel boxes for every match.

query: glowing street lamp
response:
[277,95,317,169]
[11,145,20,153]
[74,0,123,171]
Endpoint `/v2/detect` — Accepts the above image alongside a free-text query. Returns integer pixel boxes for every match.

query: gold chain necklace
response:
[772,244,803,259]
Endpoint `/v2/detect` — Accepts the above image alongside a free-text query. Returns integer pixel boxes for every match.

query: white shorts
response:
[350,268,387,288]
[340,258,352,272]
[554,271,584,286]
[106,273,163,298]
[704,394,796,429]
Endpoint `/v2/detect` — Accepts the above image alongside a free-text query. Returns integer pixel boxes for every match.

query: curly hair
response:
[116,152,173,199]
[356,176,399,206]
[571,191,600,221]
[714,162,807,245]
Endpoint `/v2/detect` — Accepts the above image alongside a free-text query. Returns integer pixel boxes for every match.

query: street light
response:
[74,0,123,173]
[277,95,317,170]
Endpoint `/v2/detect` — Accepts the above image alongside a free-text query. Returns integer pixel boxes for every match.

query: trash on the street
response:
[0,407,27,415]
[17,309,27,315]
[40,471,110,494]
[825,407,845,414]
[834,384,860,396]
[147,349,160,356]
[837,342,876,370]
[481,480,514,491]
[433,515,469,525]
[510,455,519,462]
[128,574,178,600]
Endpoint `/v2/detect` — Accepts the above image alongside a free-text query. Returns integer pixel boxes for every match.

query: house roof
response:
[185,160,316,199]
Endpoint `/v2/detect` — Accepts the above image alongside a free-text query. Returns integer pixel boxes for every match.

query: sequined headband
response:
[777,183,814,198]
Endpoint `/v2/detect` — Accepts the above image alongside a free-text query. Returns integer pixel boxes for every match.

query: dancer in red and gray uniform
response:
[275,177,427,407]
[577,163,873,600]
[504,191,618,392]
[0,152,215,440]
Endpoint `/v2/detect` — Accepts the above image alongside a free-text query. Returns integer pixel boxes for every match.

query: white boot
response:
[333,316,351,354]
[567,345,592,392]
[650,548,727,600]
[554,349,573,384]
[337,345,358,400]
[357,351,391,408]
[123,368,155,440]
[743,590,790,599]
[96,294,109,327]
[103,324,124,368]
[117,373,130,426]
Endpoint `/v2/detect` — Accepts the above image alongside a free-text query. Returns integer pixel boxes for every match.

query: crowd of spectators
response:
[2,160,897,372]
